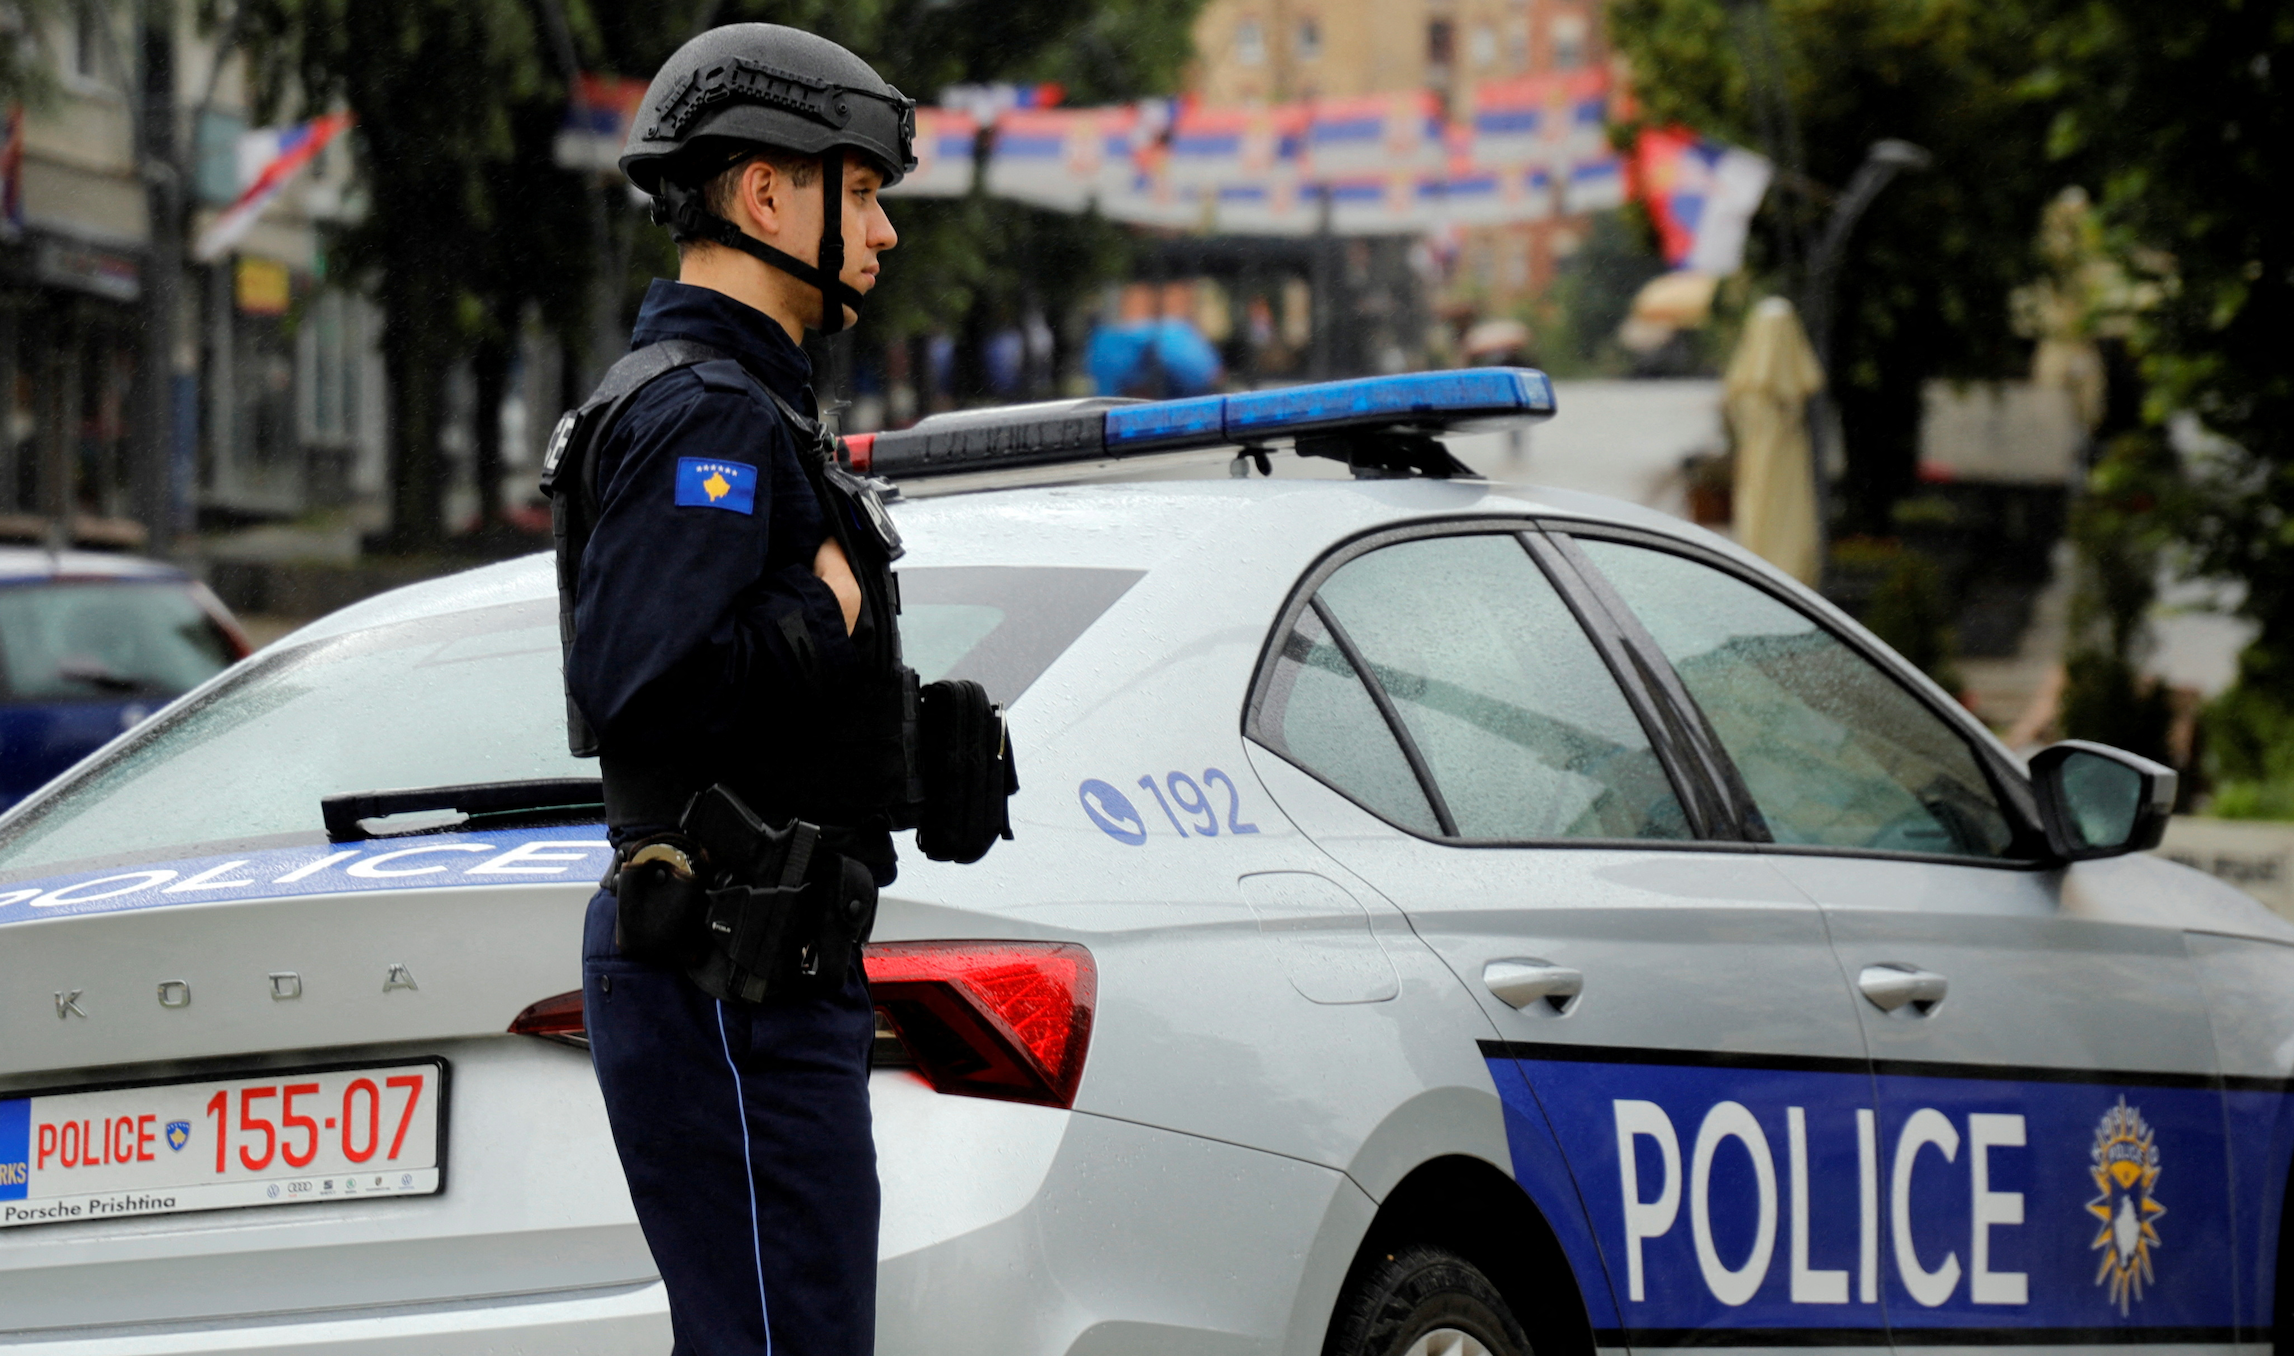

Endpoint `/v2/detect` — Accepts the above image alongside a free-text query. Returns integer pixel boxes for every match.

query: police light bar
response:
[847,368,1555,481]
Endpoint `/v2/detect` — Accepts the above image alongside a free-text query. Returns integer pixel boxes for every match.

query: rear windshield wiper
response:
[322,778,604,842]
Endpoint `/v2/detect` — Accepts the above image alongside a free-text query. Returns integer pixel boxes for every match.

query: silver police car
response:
[0,371,2283,1356]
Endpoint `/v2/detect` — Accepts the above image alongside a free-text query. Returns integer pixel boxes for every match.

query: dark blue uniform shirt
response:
[568,280,861,769]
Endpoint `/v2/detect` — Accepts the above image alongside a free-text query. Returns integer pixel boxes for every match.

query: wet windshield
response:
[0,566,1137,879]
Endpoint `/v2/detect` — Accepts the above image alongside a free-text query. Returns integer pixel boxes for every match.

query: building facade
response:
[1188,0,1612,316]
[1,2,386,551]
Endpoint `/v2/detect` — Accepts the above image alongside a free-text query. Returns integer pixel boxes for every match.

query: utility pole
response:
[534,0,620,399]
[1798,138,1929,562]
[134,0,185,555]
[1725,0,1929,577]
[1309,181,1334,380]
[1726,0,1808,284]
[1799,139,1930,372]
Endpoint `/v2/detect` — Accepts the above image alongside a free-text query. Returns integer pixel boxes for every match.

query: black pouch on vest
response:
[916,679,1019,864]
[612,836,711,966]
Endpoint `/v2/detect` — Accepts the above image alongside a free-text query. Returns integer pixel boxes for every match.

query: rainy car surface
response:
[0,373,2290,1356]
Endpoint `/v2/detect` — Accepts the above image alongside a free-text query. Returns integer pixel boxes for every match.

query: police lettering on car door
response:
[1484,1046,2253,1341]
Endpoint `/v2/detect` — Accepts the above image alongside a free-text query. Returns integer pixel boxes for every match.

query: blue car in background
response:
[0,548,249,810]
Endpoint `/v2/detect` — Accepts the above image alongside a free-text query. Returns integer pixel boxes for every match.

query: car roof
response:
[272,477,1771,654]
[0,546,192,586]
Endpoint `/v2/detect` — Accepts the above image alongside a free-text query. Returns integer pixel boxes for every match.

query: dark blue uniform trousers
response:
[583,890,879,1355]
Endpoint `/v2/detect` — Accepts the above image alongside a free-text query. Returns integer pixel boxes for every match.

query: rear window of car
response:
[0,580,237,701]
[0,567,1138,877]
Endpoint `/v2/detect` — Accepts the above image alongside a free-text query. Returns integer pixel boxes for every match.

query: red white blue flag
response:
[1631,127,1773,274]
[552,74,649,174]
[194,112,351,262]
[1,105,23,242]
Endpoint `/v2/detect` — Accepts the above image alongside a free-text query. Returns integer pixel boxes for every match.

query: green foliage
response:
[1837,539,1962,693]
[2028,0,2294,811]
[2205,671,2294,821]
[2056,434,2186,764]
[2060,654,2174,765]
[1605,0,2060,534]
[1,0,71,111]
[2064,434,2184,659]
[1529,208,1666,377]
[236,0,566,548]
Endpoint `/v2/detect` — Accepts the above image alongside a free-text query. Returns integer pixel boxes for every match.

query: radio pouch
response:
[916,679,1018,864]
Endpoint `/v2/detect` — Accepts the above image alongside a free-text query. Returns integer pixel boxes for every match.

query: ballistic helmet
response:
[621,25,915,334]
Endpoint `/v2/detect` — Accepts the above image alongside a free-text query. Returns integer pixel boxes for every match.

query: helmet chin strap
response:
[656,147,860,335]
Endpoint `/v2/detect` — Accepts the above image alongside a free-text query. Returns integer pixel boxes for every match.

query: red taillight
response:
[841,432,876,472]
[509,990,588,1049]
[865,941,1096,1109]
[509,942,1097,1104]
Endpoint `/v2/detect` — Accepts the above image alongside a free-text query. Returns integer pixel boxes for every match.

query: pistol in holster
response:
[607,784,878,1004]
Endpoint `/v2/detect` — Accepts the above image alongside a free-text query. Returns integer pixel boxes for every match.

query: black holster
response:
[609,784,878,1005]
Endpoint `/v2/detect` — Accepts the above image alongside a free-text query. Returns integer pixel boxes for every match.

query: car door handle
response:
[1484,959,1583,1013]
[1859,964,1948,1015]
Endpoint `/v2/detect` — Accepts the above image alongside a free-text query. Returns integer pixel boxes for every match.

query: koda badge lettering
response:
[2088,1097,2165,1314]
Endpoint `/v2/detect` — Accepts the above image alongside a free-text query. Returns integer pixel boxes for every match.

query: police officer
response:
[551,23,917,1356]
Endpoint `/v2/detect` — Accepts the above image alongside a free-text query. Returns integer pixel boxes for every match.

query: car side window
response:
[1575,538,2017,858]
[1256,532,1690,842]
[1254,603,1444,835]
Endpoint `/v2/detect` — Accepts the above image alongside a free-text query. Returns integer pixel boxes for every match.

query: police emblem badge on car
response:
[2087,1097,2165,1314]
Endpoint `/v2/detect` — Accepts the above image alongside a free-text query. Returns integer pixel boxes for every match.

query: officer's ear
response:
[736,158,785,240]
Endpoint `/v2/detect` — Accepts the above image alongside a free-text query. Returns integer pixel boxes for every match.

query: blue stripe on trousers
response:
[584,889,879,1356]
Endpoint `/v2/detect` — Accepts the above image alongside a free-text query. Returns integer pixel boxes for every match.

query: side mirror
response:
[2029,740,2177,862]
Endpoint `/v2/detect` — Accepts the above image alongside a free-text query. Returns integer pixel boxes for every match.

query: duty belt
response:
[605,782,874,1004]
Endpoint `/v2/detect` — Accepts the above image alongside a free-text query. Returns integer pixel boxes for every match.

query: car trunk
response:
[0,877,653,1335]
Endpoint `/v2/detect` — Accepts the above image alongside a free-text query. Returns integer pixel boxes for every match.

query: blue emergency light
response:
[850,368,1555,481]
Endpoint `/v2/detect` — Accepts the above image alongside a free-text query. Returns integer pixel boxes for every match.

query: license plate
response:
[0,1059,445,1229]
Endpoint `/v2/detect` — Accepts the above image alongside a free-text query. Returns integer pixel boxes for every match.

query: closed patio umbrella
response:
[1725,296,1826,583]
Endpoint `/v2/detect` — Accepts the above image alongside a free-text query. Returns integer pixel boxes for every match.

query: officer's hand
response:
[813,538,862,635]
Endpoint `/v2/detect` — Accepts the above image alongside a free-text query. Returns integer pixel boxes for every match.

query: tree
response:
[237,0,552,550]
[2026,0,2293,813]
[236,0,1203,545]
[464,63,597,534]
[1606,0,2061,536]
[0,0,70,112]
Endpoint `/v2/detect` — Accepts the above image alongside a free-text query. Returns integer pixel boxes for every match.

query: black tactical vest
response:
[538,341,921,830]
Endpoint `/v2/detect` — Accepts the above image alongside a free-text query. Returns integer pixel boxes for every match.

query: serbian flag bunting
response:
[1630,126,1773,274]
[194,112,352,262]
[885,107,980,198]
[552,73,650,174]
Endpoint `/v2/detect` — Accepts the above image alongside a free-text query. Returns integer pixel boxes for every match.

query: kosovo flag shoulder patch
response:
[674,458,758,514]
